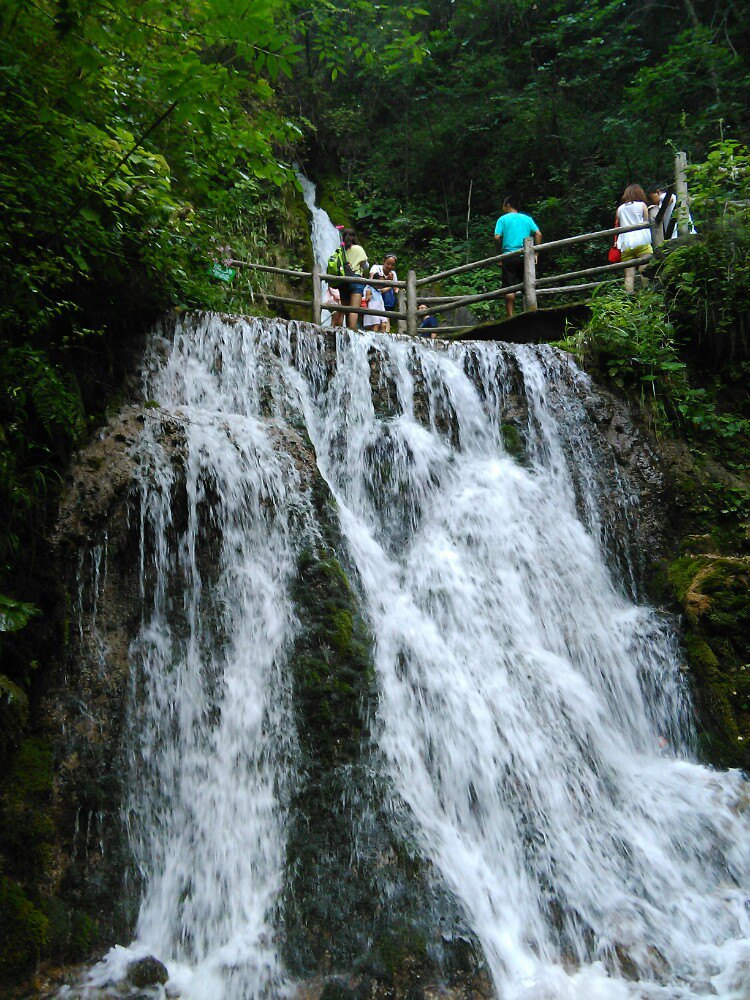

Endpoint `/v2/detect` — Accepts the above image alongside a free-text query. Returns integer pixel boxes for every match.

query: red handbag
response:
[608,213,621,263]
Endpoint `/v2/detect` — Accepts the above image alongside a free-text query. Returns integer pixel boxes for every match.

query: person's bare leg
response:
[624,267,635,293]
[505,292,515,319]
[347,293,362,330]
[331,311,344,327]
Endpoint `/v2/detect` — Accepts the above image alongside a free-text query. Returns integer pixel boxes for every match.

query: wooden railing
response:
[231,153,691,337]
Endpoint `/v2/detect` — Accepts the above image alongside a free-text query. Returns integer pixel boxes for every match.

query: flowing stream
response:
[82,316,750,1000]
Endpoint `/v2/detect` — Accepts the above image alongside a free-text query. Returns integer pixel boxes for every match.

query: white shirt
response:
[617,201,650,250]
[371,264,398,294]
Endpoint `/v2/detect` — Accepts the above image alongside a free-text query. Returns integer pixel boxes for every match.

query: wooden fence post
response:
[397,288,406,334]
[406,270,418,338]
[523,237,538,312]
[675,150,689,237]
[311,263,322,325]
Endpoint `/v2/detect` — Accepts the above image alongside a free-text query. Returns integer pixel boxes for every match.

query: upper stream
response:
[81,315,750,1000]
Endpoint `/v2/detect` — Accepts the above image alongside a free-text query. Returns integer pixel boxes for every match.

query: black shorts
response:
[501,255,523,290]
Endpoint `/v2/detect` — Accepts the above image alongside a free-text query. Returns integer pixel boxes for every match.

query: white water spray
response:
[83,317,750,1000]
[297,173,341,326]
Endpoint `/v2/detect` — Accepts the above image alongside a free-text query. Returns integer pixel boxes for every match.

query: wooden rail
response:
[231,152,692,336]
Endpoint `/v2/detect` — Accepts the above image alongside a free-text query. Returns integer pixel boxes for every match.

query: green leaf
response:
[0,595,39,633]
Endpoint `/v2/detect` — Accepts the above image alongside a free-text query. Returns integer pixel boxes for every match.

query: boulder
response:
[126,955,169,989]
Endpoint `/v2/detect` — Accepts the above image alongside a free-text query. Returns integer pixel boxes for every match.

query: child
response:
[363,282,385,332]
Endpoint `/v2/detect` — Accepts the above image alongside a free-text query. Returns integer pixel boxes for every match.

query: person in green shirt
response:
[493,197,542,318]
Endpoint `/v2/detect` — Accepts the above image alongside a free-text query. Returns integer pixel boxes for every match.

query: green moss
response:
[684,632,720,676]
[44,897,98,962]
[0,737,55,882]
[9,738,53,798]
[669,552,750,767]
[377,924,429,978]
[317,176,356,231]
[501,422,524,460]
[331,609,354,653]
[667,555,707,606]
[290,552,373,765]
[0,874,49,977]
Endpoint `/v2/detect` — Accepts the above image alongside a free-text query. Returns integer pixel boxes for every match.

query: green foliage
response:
[685,140,750,223]
[0,0,305,348]
[561,284,750,449]
[305,0,749,285]
[659,236,750,366]
[0,343,85,569]
[560,287,690,432]
[0,595,39,634]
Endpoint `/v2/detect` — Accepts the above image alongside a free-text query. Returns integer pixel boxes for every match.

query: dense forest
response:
[1,0,749,986]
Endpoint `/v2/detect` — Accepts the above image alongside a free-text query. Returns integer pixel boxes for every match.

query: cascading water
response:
[80,315,750,1000]
[297,173,341,326]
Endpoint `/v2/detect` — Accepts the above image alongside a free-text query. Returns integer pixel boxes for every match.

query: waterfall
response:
[81,316,750,1000]
[297,173,341,326]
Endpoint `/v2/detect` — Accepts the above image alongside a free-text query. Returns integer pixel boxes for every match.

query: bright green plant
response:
[657,142,750,361]
[561,285,750,452]
[560,287,689,431]
[685,140,750,224]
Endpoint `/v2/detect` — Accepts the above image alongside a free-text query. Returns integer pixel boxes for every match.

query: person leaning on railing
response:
[370,254,398,332]
[341,227,369,330]
[615,184,651,292]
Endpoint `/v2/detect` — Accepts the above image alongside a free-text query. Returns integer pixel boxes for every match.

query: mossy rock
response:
[0,737,55,881]
[372,924,430,981]
[0,874,48,978]
[316,176,356,232]
[284,534,483,985]
[501,421,524,460]
[44,896,98,963]
[290,551,374,765]
[665,554,750,768]
[320,981,357,1000]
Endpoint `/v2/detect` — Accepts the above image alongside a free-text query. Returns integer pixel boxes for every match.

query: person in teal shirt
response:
[493,197,542,318]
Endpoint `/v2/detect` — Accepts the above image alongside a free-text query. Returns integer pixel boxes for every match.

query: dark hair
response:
[622,184,647,204]
[502,195,519,210]
[342,227,357,243]
[384,253,397,263]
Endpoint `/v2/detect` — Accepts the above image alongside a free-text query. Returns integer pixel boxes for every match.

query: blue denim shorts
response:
[341,282,365,304]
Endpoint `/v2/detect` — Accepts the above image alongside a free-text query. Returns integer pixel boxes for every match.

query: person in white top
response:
[615,184,652,292]
[369,254,399,332]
